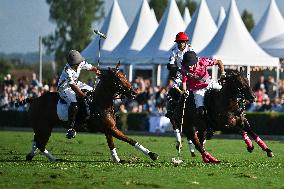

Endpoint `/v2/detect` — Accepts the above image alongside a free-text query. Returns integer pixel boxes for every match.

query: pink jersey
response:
[181,57,217,91]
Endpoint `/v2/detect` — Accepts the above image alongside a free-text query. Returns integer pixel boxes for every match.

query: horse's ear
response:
[115,61,121,70]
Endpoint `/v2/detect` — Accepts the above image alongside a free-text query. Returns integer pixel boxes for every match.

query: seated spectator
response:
[253,75,267,92]
[258,97,272,112]
[3,74,14,87]
[266,76,277,100]
[270,98,282,112]
[31,73,40,87]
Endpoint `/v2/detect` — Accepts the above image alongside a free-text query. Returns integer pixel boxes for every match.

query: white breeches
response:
[193,80,222,108]
[59,81,93,105]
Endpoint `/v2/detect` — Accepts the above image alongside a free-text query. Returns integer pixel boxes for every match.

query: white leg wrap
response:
[174,129,182,142]
[135,142,150,155]
[188,140,195,153]
[42,149,57,162]
[30,141,38,156]
[111,148,120,163]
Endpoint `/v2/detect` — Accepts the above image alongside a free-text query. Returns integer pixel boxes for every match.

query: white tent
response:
[81,0,128,63]
[183,7,191,26]
[216,6,226,28]
[136,0,185,63]
[151,9,158,24]
[251,0,284,44]
[199,0,278,67]
[110,0,158,62]
[185,0,218,53]
[259,33,284,58]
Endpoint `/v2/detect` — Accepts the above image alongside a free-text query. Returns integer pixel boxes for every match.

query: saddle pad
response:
[57,100,68,121]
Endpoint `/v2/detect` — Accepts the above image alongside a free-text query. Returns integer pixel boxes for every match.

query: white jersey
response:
[169,44,194,68]
[58,61,93,92]
[169,44,194,88]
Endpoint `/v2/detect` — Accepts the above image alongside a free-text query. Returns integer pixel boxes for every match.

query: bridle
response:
[111,69,136,100]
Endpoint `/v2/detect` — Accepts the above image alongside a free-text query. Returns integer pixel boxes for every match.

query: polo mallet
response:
[93,29,107,85]
[180,93,187,133]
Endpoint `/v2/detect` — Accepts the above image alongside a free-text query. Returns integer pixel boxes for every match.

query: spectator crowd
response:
[1,73,284,113]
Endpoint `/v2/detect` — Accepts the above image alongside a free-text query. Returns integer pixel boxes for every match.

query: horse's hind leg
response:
[26,138,38,161]
[243,119,274,157]
[34,125,58,161]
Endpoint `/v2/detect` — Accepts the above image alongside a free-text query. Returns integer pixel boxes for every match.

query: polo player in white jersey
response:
[166,32,196,156]
[57,50,100,139]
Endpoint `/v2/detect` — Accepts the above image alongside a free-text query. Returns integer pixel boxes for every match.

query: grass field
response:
[0,131,283,189]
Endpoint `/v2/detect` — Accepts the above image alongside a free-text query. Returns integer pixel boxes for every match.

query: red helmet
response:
[175,32,189,42]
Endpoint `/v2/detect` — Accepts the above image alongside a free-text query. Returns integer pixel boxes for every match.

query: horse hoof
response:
[55,158,63,162]
[266,149,274,157]
[148,152,159,161]
[191,152,196,157]
[247,145,254,153]
[118,159,127,164]
[26,153,33,161]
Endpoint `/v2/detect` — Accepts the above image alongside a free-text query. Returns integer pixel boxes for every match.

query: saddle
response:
[57,96,91,125]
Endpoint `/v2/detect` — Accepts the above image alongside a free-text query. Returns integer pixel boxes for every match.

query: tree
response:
[177,0,197,16]
[0,59,13,82]
[149,0,167,22]
[241,9,255,32]
[43,0,104,70]
[149,0,197,22]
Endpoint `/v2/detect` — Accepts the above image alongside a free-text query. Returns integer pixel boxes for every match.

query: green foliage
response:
[149,0,167,21]
[241,9,255,32]
[177,0,197,16]
[43,0,104,71]
[0,59,13,82]
[149,0,197,21]
[0,131,284,189]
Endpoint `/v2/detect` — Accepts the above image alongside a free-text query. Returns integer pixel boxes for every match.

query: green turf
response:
[0,131,283,189]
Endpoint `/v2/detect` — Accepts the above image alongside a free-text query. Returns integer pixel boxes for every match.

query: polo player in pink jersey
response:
[181,51,225,123]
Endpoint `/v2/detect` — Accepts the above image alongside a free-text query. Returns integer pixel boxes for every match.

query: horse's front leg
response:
[102,115,159,161]
[243,118,274,157]
[240,129,254,153]
[186,128,220,163]
[105,133,120,163]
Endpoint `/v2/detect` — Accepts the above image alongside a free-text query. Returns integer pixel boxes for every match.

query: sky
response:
[0,0,284,54]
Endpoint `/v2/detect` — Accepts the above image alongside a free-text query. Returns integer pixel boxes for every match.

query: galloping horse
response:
[174,70,273,163]
[25,63,159,162]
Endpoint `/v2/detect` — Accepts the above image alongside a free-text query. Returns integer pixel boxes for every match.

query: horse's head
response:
[224,70,255,103]
[105,63,137,100]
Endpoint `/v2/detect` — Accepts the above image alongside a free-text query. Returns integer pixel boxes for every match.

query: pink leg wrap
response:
[242,132,253,148]
[255,136,268,150]
[202,152,220,163]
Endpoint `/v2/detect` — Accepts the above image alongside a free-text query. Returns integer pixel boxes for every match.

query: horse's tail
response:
[15,98,33,107]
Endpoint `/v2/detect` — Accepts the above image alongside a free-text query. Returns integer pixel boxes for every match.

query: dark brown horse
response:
[174,70,274,163]
[25,63,159,162]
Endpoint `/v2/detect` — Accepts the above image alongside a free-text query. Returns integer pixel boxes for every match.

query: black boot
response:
[66,102,78,139]
[165,100,175,119]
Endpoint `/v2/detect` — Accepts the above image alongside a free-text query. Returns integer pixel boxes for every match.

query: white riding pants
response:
[59,81,93,106]
[193,80,222,108]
